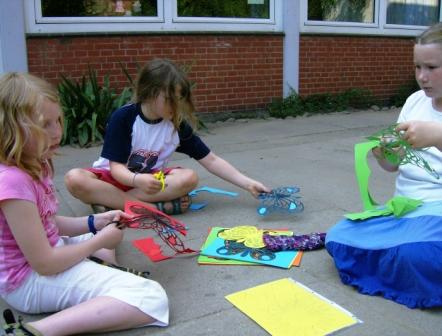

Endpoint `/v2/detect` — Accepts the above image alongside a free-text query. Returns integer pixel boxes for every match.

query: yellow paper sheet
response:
[225,278,360,336]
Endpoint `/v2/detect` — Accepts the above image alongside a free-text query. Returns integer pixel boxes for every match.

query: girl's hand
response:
[396,121,442,150]
[371,144,402,172]
[133,173,163,194]
[246,181,271,198]
[95,222,124,249]
[371,145,385,161]
[93,210,132,231]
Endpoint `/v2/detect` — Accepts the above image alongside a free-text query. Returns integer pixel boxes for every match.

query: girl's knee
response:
[64,169,93,194]
[181,169,198,191]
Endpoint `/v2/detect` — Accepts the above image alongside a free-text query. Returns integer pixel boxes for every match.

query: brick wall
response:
[299,35,416,104]
[27,34,283,114]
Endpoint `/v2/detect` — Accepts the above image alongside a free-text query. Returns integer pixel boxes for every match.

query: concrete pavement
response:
[2,108,442,336]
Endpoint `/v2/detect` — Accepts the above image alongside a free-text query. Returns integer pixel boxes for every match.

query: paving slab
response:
[2,108,442,336]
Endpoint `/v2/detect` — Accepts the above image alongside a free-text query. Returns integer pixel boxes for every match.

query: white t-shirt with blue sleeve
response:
[92,103,210,173]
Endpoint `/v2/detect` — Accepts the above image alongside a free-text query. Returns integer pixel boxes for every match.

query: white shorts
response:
[1,234,169,327]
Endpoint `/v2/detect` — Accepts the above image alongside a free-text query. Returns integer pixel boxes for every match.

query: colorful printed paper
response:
[198,227,303,266]
[225,278,361,336]
[200,227,300,269]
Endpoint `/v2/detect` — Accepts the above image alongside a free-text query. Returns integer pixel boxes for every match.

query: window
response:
[41,0,157,18]
[177,0,270,19]
[386,0,440,26]
[301,0,442,36]
[25,0,282,33]
[307,0,375,23]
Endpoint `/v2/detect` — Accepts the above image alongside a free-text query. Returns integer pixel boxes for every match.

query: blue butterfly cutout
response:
[257,186,304,216]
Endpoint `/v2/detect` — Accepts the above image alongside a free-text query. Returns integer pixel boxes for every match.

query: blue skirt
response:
[326,201,442,309]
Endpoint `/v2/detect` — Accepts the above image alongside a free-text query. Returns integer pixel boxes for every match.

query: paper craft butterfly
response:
[257,186,304,216]
[117,201,197,261]
[216,239,276,261]
[367,124,439,179]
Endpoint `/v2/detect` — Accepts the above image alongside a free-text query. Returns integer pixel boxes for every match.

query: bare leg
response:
[127,168,199,202]
[65,168,137,210]
[65,168,197,211]
[92,248,117,264]
[27,296,156,336]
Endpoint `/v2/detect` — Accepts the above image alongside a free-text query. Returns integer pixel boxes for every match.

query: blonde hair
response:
[416,22,442,45]
[0,72,60,180]
[134,58,197,129]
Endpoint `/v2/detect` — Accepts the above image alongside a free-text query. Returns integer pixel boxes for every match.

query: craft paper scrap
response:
[225,278,361,336]
[200,227,300,269]
[133,237,171,262]
[198,227,303,267]
[345,196,422,220]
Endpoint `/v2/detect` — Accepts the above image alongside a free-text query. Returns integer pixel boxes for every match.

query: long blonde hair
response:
[134,58,197,129]
[0,72,60,180]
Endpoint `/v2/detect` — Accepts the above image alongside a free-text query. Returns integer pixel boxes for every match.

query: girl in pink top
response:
[0,73,168,335]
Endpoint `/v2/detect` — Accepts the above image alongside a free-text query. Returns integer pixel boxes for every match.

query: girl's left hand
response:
[93,210,133,231]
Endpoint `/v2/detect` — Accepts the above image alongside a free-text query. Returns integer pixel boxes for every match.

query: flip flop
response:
[91,204,113,214]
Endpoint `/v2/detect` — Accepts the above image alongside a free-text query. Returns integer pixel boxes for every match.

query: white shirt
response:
[395,90,442,201]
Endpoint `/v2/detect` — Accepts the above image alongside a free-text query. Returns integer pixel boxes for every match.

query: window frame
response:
[300,0,441,37]
[25,0,282,34]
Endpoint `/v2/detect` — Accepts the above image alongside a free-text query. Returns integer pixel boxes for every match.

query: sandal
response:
[90,204,113,214]
[154,196,190,215]
[2,309,42,335]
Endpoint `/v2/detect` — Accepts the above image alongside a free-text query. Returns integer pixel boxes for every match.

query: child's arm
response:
[109,161,162,194]
[55,210,131,237]
[396,121,442,151]
[2,199,123,276]
[198,152,270,197]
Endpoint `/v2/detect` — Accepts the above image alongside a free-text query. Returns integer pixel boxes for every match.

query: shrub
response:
[389,81,420,107]
[268,88,376,118]
[58,67,132,147]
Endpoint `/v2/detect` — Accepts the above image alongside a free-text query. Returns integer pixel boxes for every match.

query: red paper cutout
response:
[133,237,172,262]
[122,201,197,262]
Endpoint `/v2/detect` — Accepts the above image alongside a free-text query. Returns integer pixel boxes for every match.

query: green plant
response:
[58,67,132,147]
[267,89,304,118]
[390,81,420,107]
[267,87,376,118]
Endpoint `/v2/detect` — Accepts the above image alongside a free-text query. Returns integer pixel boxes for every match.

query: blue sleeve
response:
[176,121,211,160]
[100,104,138,164]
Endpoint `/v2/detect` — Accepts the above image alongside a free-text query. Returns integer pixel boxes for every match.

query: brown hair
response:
[0,72,60,179]
[134,58,196,129]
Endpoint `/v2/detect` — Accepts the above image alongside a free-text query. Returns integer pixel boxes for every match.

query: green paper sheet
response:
[347,141,422,220]
[345,196,422,220]
[354,140,380,210]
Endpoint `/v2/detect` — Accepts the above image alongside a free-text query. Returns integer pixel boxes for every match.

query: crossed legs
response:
[65,168,198,212]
